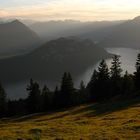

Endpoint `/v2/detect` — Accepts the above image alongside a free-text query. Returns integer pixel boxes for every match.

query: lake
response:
[75,47,140,87]
[4,47,140,99]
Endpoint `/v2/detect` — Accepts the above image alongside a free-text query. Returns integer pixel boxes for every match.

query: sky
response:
[0,0,140,21]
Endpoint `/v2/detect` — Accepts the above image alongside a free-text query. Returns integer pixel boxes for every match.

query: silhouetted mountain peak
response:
[0,20,41,56]
[133,16,140,22]
[100,15,140,49]
[3,19,23,26]
[10,19,30,28]
[11,19,21,23]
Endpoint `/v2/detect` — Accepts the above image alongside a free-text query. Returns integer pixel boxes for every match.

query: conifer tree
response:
[0,84,7,117]
[80,81,85,92]
[27,79,41,113]
[60,72,74,107]
[97,60,110,100]
[54,86,59,93]
[41,85,50,111]
[110,55,122,80]
[88,60,110,101]
[98,60,110,81]
[110,55,122,96]
[122,71,134,95]
[67,72,74,95]
[134,53,140,90]
[87,70,98,101]
[53,86,61,109]
[78,81,88,104]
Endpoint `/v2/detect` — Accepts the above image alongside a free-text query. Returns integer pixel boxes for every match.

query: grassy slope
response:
[0,98,140,140]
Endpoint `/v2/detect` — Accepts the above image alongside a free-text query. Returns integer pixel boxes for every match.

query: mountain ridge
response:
[0,37,111,84]
[0,20,41,58]
[30,20,123,42]
[99,15,140,49]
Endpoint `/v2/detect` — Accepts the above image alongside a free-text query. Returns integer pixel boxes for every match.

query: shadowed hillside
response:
[0,37,111,84]
[100,16,140,49]
[0,20,41,58]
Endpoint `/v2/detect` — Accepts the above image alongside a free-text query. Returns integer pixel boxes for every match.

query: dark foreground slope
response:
[0,20,41,58]
[0,38,111,84]
[100,16,140,49]
[0,97,140,139]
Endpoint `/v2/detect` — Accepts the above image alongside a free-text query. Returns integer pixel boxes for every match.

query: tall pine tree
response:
[60,72,74,107]
[87,70,98,101]
[0,84,7,117]
[110,55,122,96]
[88,60,110,101]
[27,79,41,113]
[76,81,87,104]
[97,60,110,100]
[41,85,50,111]
[53,86,61,109]
[134,53,140,90]
[122,71,134,96]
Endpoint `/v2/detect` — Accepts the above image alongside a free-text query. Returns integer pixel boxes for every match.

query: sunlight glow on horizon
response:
[0,0,140,21]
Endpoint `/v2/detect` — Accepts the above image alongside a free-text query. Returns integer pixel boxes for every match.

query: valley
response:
[0,1,140,140]
[4,47,140,99]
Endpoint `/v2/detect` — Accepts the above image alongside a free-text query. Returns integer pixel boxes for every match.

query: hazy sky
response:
[0,0,140,21]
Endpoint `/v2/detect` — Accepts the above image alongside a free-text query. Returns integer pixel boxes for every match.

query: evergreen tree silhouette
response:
[0,83,7,117]
[87,70,98,101]
[88,60,110,101]
[122,71,134,96]
[27,79,41,113]
[53,86,61,109]
[134,53,140,90]
[78,81,88,104]
[60,72,74,107]
[110,55,122,79]
[41,85,50,111]
[97,60,110,100]
[80,81,85,91]
[110,55,122,96]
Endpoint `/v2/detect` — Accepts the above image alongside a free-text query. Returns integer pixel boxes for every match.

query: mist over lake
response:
[4,47,140,99]
[75,48,140,87]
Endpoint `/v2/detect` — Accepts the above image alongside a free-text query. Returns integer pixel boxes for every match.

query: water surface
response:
[5,47,140,99]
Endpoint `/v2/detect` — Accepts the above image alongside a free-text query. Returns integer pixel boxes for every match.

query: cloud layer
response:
[0,0,140,21]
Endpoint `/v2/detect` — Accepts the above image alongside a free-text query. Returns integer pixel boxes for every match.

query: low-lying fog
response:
[4,47,140,99]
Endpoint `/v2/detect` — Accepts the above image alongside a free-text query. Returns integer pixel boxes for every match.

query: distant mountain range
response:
[0,20,41,58]
[0,38,111,84]
[1,16,140,52]
[30,20,123,42]
[0,16,140,84]
[99,16,140,49]
[30,16,140,49]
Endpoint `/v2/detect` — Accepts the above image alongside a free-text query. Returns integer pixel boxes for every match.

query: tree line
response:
[0,54,140,117]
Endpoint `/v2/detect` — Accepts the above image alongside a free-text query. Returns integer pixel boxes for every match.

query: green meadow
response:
[0,98,140,140]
